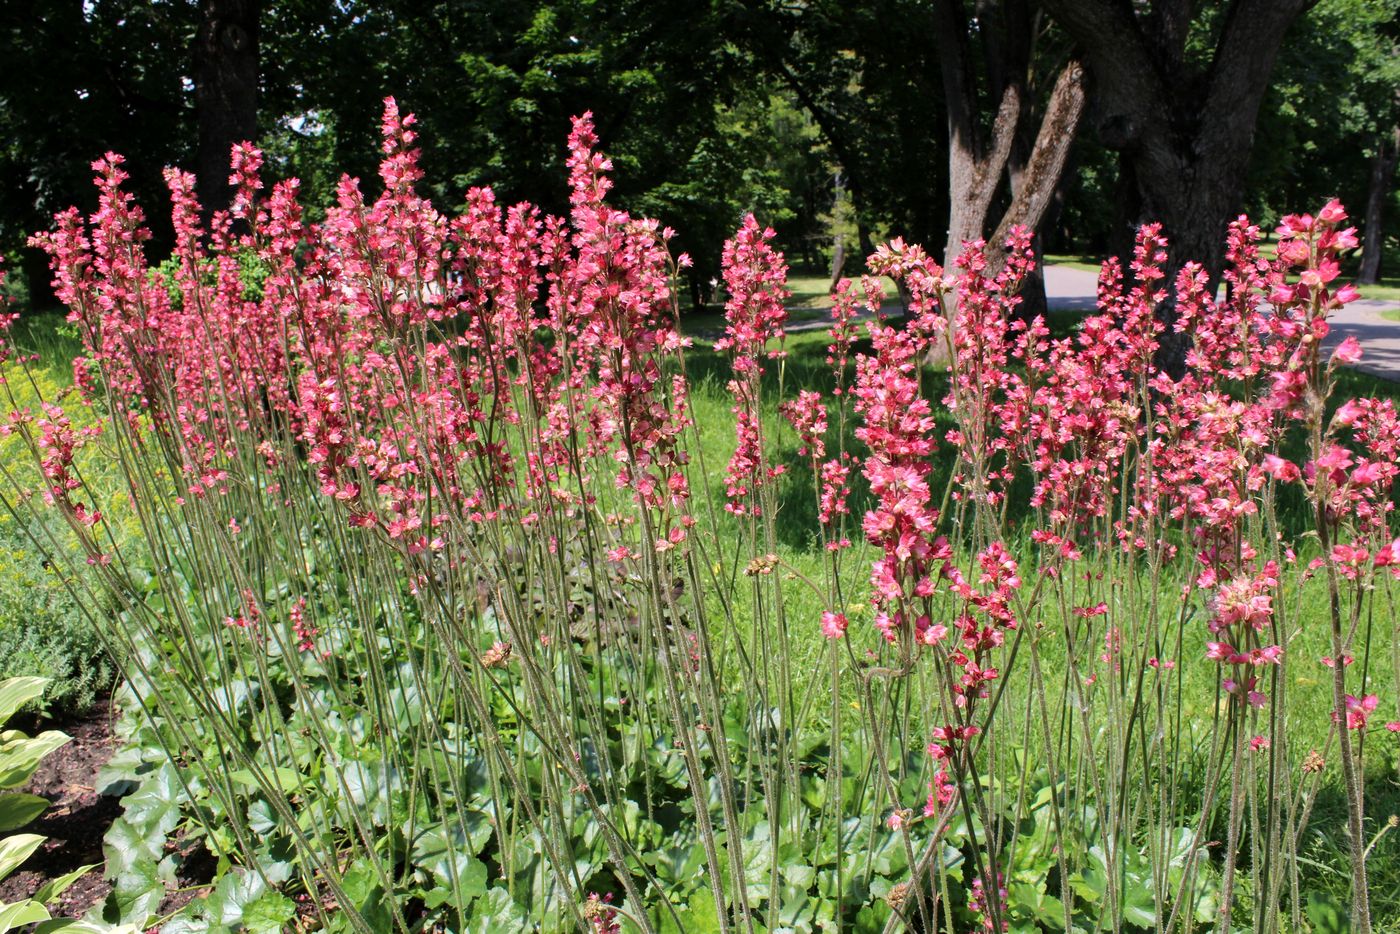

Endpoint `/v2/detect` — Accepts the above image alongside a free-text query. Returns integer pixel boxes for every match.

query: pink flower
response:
[1205,641,1235,661]
[1318,199,1347,224]
[923,770,957,815]
[781,390,828,459]
[1332,335,1363,365]
[1339,694,1379,730]
[1375,539,1400,568]
[1261,455,1299,483]
[821,611,848,639]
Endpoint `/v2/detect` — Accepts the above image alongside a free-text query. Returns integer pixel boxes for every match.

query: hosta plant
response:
[0,676,122,933]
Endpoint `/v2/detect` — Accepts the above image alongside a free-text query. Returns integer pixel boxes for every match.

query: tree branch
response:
[988,58,1087,256]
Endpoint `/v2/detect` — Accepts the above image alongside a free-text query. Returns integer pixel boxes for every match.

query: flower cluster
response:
[718,215,788,516]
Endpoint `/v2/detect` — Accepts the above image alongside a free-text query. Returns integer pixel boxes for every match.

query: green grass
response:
[783,271,899,309]
[1356,277,1400,304]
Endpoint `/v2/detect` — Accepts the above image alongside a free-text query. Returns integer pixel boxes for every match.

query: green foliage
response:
[0,322,121,715]
[0,521,112,715]
[0,677,116,934]
[1247,0,1400,228]
[2,0,1390,307]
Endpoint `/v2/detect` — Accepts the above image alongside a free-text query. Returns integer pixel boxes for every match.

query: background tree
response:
[932,0,1086,270]
[0,0,193,300]
[0,0,1392,314]
[194,0,259,215]
[1242,0,1399,284]
[740,0,1086,327]
[1043,0,1317,371]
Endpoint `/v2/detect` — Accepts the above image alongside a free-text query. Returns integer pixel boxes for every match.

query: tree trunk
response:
[933,0,1021,268]
[829,170,848,289]
[194,0,259,219]
[1359,125,1399,286]
[858,222,876,265]
[1137,168,1247,376]
[986,59,1088,266]
[1043,0,1315,378]
[922,3,1087,364]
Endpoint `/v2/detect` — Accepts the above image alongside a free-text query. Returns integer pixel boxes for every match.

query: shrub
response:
[1,103,1396,933]
[0,521,111,713]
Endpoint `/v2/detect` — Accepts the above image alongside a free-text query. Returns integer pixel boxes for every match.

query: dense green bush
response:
[0,517,113,713]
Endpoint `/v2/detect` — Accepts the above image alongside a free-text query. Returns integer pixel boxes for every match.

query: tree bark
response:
[194,0,259,219]
[925,2,1087,363]
[933,0,1021,268]
[1359,125,1399,286]
[829,169,847,289]
[987,59,1088,265]
[1042,0,1315,377]
[990,59,1089,321]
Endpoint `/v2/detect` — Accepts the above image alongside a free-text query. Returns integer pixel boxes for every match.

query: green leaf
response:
[34,921,143,934]
[410,823,487,900]
[1305,891,1349,934]
[239,889,296,934]
[118,766,180,838]
[0,678,49,725]
[0,898,50,933]
[463,887,527,933]
[1123,899,1157,928]
[0,731,71,789]
[205,867,270,928]
[245,799,276,836]
[33,863,97,905]
[101,818,166,925]
[93,743,153,797]
[0,833,44,884]
[227,767,303,796]
[339,860,392,931]
[151,918,212,934]
[0,793,48,832]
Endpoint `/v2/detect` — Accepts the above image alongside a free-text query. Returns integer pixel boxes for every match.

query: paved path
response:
[756,264,1400,381]
[1045,264,1400,381]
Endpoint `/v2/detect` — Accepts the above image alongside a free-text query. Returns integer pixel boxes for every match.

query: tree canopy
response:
[0,0,1395,305]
